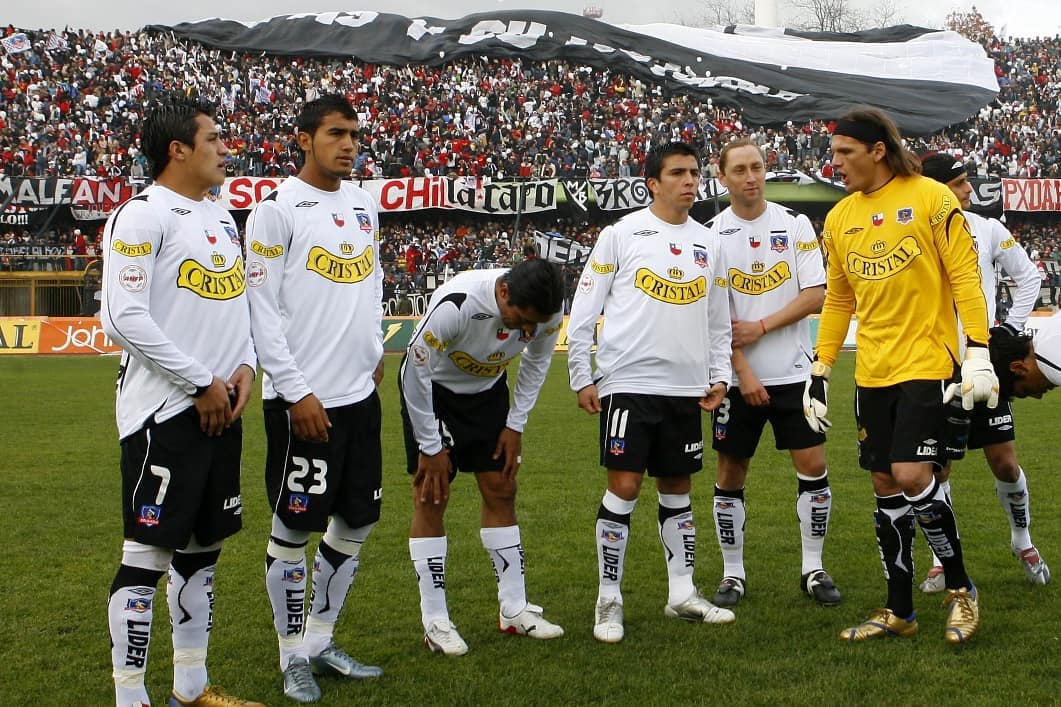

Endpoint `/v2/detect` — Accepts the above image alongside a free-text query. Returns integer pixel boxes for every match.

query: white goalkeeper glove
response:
[943,346,999,410]
[802,360,832,433]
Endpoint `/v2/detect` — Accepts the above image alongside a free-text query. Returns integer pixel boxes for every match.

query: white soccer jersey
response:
[567,207,732,397]
[965,211,1039,329]
[400,269,562,456]
[100,184,255,439]
[708,201,826,386]
[245,177,383,407]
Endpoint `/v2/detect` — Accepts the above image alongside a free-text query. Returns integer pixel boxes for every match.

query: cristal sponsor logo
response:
[930,194,954,226]
[847,235,922,281]
[306,244,374,283]
[634,268,706,304]
[714,277,727,288]
[797,239,820,251]
[176,258,245,300]
[112,239,152,257]
[250,240,284,258]
[590,258,615,274]
[729,261,792,294]
[1000,237,1016,250]
[488,351,505,361]
[423,330,448,352]
[448,350,512,377]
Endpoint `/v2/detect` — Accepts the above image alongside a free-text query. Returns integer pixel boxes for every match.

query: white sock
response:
[795,473,832,576]
[410,536,449,629]
[481,525,527,617]
[713,488,747,580]
[168,557,215,701]
[658,492,696,606]
[109,585,155,707]
[265,553,308,670]
[996,468,1033,550]
[304,539,360,657]
[596,490,636,603]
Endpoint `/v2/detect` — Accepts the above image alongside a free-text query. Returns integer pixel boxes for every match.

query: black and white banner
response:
[153,12,997,134]
[533,230,592,266]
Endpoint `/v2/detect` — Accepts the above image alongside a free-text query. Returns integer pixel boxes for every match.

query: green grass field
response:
[3,353,1059,706]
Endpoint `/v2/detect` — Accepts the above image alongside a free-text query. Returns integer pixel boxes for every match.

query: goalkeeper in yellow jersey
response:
[806,106,998,646]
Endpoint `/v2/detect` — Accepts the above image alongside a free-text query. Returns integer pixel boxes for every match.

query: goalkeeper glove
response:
[943,346,999,410]
[802,359,832,433]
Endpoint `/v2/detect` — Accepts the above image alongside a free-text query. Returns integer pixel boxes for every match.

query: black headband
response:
[920,153,967,184]
[832,119,887,145]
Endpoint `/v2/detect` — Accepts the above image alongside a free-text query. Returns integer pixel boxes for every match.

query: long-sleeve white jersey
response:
[244,177,383,407]
[567,207,732,397]
[100,184,255,439]
[966,211,1039,329]
[400,269,562,456]
[708,202,825,385]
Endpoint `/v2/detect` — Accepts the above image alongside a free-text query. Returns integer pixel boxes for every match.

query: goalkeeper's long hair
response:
[990,327,1033,400]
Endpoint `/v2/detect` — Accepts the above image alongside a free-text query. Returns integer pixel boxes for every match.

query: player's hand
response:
[803,360,831,433]
[730,319,766,348]
[372,357,384,387]
[698,382,728,412]
[492,426,523,481]
[290,393,331,442]
[194,376,232,437]
[943,346,999,410]
[737,368,769,407]
[577,384,603,414]
[225,364,255,424]
[414,449,452,505]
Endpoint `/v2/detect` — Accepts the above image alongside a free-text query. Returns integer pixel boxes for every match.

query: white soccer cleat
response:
[593,598,624,643]
[423,619,469,656]
[919,565,946,594]
[1015,546,1052,586]
[498,603,564,639]
[664,589,736,624]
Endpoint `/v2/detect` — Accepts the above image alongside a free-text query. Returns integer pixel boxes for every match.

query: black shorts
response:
[264,393,383,532]
[855,381,947,472]
[712,382,826,457]
[400,373,508,475]
[945,398,1017,459]
[599,393,703,477]
[120,407,243,549]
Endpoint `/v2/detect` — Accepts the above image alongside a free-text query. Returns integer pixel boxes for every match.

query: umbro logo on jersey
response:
[471,313,494,320]
[170,207,191,215]
[295,201,318,207]
[632,230,657,236]
[720,228,741,236]
[844,227,864,234]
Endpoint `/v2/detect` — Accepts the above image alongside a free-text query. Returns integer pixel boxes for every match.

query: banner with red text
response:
[1002,178,1061,212]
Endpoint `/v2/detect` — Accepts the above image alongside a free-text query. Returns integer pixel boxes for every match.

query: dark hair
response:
[297,94,359,136]
[837,105,921,177]
[503,259,564,316]
[142,94,215,179]
[642,141,700,183]
[718,138,765,173]
[989,326,1033,399]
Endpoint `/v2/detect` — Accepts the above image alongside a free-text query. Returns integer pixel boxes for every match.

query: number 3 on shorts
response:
[288,456,328,494]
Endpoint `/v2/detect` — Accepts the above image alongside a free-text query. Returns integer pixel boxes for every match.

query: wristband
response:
[759,319,768,335]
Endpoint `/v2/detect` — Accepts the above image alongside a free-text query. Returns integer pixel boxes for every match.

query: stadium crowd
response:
[3,22,1061,289]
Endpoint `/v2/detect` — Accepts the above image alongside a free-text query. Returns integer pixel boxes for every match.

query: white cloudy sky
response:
[4,0,1060,38]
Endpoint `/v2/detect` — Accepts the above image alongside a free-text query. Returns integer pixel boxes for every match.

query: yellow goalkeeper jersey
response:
[816,174,989,387]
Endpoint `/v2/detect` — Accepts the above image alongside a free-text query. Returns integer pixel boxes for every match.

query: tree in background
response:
[946,6,996,42]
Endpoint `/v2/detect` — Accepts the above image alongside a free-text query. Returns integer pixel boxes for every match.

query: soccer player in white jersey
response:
[100,96,262,707]
[400,259,566,656]
[705,139,840,609]
[244,95,385,702]
[568,141,736,644]
[918,153,1050,589]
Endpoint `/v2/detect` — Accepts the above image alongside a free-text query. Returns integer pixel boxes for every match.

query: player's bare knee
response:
[606,470,642,500]
[716,455,749,489]
[655,475,691,496]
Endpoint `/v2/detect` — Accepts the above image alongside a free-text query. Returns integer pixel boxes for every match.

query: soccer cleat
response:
[919,565,946,594]
[423,619,469,656]
[802,569,842,607]
[839,608,918,642]
[943,586,980,645]
[711,576,746,608]
[282,657,322,703]
[1015,546,1052,586]
[499,603,564,639]
[664,589,736,624]
[593,597,625,643]
[310,642,383,679]
[167,686,265,707]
